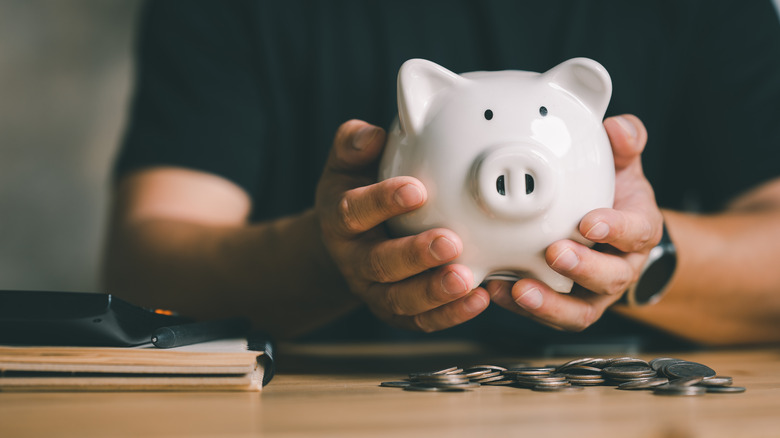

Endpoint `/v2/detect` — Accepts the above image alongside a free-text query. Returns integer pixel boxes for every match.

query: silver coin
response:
[664,361,716,379]
[465,365,507,372]
[649,357,685,372]
[514,374,567,384]
[568,378,606,386]
[672,377,704,387]
[555,357,600,371]
[617,378,669,390]
[429,382,481,389]
[481,379,515,386]
[462,369,491,379]
[475,375,507,384]
[653,384,707,396]
[432,366,460,375]
[602,365,656,376]
[698,376,733,387]
[562,365,604,374]
[470,370,503,380]
[505,367,556,376]
[380,381,411,388]
[404,384,468,392]
[705,386,746,394]
[605,357,650,368]
[564,373,604,380]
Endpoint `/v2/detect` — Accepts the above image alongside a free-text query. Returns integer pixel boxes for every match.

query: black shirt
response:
[115,0,780,347]
[118,0,780,220]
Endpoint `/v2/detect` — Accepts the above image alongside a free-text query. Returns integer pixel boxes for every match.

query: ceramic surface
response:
[379,58,615,292]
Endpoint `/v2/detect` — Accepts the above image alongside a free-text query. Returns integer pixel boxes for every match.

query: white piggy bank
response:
[378,58,615,293]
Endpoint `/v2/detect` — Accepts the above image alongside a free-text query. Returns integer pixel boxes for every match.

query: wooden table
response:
[2,341,779,437]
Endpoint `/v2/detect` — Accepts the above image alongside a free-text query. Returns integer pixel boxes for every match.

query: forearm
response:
[615,201,780,346]
[103,208,360,340]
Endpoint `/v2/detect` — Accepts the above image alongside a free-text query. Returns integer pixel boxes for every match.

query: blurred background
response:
[0,0,141,292]
[1,0,779,295]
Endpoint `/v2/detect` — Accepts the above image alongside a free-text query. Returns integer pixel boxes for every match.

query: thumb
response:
[325,119,386,175]
[604,114,648,171]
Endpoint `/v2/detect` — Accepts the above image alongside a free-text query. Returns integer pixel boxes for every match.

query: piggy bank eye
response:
[539,106,548,117]
[484,109,494,120]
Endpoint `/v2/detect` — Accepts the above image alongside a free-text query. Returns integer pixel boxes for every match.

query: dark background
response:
[0,0,778,294]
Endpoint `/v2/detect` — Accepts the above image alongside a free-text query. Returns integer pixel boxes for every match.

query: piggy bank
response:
[378,58,615,292]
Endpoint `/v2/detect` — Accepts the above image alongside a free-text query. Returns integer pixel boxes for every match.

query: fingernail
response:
[615,116,637,140]
[585,222,610,240]
[551,248,579,271]
[486,281,509,298]
[442,271,468,296]
[515,287,543,310]
[353,126,379,150]
[464,292,488,313]
[429,237,457,261]
[394,184,423,208]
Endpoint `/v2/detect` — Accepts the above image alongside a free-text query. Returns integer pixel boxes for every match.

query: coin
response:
[386,356,743,397]
[568,378,606,386]
[653,384,707,396]
[462,369,492,379]
[617,378,669,390]
[605,357,650,368]
[404,384,469,392]
[673,377,704,387]
[556,357,602,371]
[506,367,556,376]
[698,376,733,387]
[480,378,515,386]
[465,365,507,372]
[704,386,746,394]
[475,375,506,384]
[380,381,411,388]
[562,365,604,374]
[432,366,460,375]
[663,361,716,379]
[649,357,685,372]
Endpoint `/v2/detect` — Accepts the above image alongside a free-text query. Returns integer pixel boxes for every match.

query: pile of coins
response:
[380,356,745,396]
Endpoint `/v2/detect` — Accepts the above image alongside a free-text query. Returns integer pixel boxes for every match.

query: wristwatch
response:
[622,222,677,307]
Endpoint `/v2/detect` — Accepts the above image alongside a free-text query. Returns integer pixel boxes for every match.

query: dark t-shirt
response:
[115,1,780,348]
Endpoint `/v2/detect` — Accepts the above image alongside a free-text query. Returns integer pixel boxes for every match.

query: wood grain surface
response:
[1,342,779,438]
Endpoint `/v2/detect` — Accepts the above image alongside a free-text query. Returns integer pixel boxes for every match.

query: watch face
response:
[634,251,677,305]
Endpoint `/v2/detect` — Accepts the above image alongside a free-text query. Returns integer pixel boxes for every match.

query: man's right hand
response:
[315,120,490,332]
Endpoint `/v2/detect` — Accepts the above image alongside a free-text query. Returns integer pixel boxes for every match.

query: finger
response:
[329,176,426,236]
[510,279,614,332]
[545,240,639,296]
[603,114,647,170]
[579,207,661,253]
[373,264,474,317]
[324,120,387,175]
[361,228,462,283]
[410,288,491,333]
[487,280,566,331]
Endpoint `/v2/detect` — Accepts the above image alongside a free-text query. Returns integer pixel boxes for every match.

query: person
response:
[103,0,780,346]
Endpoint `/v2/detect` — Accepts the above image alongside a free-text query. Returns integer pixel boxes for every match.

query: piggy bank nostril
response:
[496,175,506,196]
[526,174,535,194]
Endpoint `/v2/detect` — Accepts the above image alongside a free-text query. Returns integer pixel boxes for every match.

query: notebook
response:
[0,338,269,392]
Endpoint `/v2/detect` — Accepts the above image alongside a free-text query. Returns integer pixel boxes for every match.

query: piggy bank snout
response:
[472,145,556,220]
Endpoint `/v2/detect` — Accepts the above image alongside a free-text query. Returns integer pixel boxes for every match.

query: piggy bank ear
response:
[542,58,612,118]
[397,59,465,136]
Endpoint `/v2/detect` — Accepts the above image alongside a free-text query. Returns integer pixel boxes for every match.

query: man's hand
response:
[487,114,663,331]
[315,120,490,332]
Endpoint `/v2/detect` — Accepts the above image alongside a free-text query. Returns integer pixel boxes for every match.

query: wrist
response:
[621,220,678,307]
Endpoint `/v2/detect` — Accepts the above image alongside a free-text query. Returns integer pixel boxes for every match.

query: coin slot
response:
[525,173,535,195]
[496,175,506,196]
